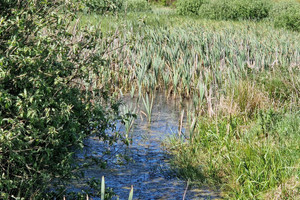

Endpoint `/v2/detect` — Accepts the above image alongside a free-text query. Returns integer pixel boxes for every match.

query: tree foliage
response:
[0,0,122,198]
[82,0,124,14]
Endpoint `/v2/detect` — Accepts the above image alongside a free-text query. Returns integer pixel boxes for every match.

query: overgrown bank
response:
[168,69,300,198]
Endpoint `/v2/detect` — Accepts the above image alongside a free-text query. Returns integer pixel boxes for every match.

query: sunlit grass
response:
[168,110,300,198]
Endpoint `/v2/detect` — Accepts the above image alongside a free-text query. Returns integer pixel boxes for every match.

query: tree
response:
[0,1,121,198]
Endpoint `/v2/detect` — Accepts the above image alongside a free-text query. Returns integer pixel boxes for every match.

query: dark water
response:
[73,94,220,199]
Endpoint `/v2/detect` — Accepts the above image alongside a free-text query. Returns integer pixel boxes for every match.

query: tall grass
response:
[168,110,300,199]
[142,93,154,123]
[83,13,299,112]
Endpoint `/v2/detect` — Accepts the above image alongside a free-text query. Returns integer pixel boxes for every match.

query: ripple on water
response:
[73,94,221,199]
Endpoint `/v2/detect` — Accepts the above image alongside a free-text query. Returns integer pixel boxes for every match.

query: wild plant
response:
[121,104,137,142]
[141,93,154,123]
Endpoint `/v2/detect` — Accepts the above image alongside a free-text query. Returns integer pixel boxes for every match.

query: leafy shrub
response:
[0,0,123,198]
[270,1,300,32]
[198,0,231,19]
[153,0,175,6]
[82,0,123,14]
[123,0,151,12]
[148,0,175,6]
[176,0,206,15]
[199,0,271,20]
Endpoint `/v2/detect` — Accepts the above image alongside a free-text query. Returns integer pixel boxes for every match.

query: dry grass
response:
[264,176,300,200]
[218,80,271,118]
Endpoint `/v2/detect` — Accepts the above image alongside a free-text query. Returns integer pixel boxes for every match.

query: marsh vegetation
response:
[1,0,299,199]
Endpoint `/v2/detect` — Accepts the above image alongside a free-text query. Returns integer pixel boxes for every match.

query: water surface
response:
[75,94,220,199]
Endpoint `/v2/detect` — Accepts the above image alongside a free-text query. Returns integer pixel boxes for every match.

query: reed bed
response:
[90,15,300,110]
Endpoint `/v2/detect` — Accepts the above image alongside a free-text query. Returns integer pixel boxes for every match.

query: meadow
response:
[1,0,299,199]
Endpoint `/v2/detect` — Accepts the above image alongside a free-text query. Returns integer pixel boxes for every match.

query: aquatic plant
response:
[100,176,134,200]
[83,12,299,114]
[128,185,134,200]
[63,176,134,200]
[142,93,154,123]
[121,104,137,143]
[101,176,105,200]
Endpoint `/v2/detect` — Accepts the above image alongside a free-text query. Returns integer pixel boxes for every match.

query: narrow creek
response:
[73,94,220,199]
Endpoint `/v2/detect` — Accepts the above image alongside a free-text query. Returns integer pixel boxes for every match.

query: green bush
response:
[176,0,206,15]
[123,0,151,12]
[82,0,124,14]
[199,0,271,20]
[0,0,122,198]
[81,0,151,14]
[198,0,230,19]
[152,0,175,6]
[270,1,300,32]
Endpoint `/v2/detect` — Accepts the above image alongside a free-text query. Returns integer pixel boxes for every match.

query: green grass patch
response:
[168,110,300,198]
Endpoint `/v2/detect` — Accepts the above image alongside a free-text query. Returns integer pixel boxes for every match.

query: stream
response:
[73,94,221,199]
